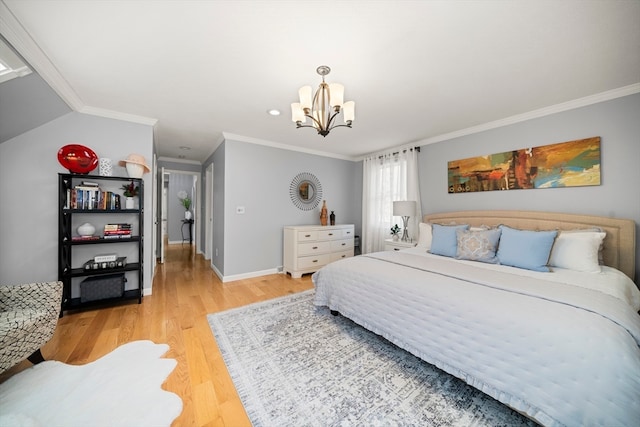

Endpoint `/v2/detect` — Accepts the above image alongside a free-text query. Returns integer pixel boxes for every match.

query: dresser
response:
[283,224,355,278]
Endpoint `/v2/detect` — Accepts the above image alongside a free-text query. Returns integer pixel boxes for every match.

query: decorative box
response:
[80,273,126,303]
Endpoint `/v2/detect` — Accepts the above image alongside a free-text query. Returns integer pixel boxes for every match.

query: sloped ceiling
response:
[1,0,639,162]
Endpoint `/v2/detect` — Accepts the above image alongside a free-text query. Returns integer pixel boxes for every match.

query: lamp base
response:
[401,216,410,242]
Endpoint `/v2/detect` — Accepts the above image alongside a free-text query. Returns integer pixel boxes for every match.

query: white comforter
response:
[312,250,640,427]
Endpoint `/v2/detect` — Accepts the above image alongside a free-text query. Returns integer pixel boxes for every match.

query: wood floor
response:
[1,243,314,426]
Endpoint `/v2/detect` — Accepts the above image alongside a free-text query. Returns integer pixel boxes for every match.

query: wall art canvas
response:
[447,137,601,193]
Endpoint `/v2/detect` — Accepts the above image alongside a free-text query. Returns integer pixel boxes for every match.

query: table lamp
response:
[393,201,416,242]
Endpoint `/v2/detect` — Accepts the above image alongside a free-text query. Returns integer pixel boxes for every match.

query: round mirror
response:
[290,172,323,210]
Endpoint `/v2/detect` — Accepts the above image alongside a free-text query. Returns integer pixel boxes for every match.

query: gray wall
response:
[418,93,640,280]
[203,138,361,279]
[0,36,71,144]
[0,112,155,291]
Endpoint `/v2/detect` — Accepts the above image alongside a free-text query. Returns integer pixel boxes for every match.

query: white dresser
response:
[283,224,355,278]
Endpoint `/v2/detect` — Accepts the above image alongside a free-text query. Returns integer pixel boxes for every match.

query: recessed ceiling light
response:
[267,109,281,116]
[179,146,191,150]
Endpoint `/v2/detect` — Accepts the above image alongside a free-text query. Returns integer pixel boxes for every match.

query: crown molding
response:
[80,105,157,127]
[412,83,640,148]
[222,132,358,162]
[0,2,157,127]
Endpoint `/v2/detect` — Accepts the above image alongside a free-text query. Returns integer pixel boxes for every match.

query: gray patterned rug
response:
[207,290,538,427]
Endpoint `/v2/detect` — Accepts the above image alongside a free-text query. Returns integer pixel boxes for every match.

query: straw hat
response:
[118,153,150,173]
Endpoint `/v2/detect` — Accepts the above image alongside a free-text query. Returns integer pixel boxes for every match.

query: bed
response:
[312,210,640,427]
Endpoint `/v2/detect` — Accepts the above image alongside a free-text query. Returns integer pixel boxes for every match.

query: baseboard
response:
[222,267,279,283]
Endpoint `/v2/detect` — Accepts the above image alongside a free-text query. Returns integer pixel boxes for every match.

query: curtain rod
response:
[378,146,420,159]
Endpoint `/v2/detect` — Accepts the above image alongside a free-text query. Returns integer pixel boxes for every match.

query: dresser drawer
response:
[330,249,353,262]
[298,241,331,255]
[297,230,318,242]
[318,229,342,240]
[341,228,354,239]
[298,254,331,269]
[331,239,353,252]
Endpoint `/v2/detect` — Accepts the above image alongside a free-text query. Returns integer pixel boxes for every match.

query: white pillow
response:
[549,231,606,273]
[416,222,432,249]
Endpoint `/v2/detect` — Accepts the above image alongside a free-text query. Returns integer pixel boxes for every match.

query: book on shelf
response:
[67,189,122,210]
[72,235,100,241]
[103,231,132,236]
[103,234,133,239]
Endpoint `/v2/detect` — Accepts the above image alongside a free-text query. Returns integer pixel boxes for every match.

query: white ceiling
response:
[2,0,639,162]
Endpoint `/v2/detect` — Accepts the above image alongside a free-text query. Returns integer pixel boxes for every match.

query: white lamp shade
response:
[328,83,344,108]
[393,201,416,217]
[291,103,305,123]
[343,101,355,122]
[298,85,312,110]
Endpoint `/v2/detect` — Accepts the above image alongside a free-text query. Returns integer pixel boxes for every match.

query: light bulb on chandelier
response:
[291,65,355,137]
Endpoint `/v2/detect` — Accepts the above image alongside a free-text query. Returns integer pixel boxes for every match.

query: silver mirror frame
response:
[289,172,323,211]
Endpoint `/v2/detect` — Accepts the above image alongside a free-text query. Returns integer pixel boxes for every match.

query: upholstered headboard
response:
[424,210,636,280]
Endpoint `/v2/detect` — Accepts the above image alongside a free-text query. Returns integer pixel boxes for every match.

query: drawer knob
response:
[328,233,334,236]
[394,248,400,251]
[312,259,318,263]
[341,255,346,258]
[312,246,318,249]
[341,243,346,246]
[305,234,311,237]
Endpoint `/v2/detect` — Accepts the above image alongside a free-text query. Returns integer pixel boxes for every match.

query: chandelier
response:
[291,65,355,137]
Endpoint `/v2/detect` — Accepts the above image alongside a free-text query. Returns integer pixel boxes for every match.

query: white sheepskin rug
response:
[0,340,182,427]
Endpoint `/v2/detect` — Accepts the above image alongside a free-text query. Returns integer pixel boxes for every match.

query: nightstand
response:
[384,239,417,251]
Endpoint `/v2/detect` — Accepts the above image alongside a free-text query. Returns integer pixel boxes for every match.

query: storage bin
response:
[80,273,126,302]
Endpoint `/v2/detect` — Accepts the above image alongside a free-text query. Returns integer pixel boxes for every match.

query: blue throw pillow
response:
[429,224,470,257]
[496,225,558,272]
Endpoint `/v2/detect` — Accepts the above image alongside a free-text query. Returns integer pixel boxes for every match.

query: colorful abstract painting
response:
[448,137,601,193]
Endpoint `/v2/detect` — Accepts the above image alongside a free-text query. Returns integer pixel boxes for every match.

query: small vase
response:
[392,234,399,241]
[185,210,192,220]
[125,197,135,209]
[77,222,96,236]
[320,200,328,226]
[330,211,335,226]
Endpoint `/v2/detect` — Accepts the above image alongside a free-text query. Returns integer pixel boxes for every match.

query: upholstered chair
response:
[0,281,63,373]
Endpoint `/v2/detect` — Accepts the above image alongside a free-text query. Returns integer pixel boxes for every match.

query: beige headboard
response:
[424,210,636,280]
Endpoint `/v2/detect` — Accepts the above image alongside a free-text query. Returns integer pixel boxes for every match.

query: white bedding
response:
[312,250,640,427]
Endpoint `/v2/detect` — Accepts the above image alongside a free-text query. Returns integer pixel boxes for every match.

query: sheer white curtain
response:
[362,148,422,253]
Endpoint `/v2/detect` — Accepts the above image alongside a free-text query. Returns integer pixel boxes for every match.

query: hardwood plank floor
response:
[1,243,314,426]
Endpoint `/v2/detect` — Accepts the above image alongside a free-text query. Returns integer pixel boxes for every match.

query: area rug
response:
[0,340,182,427]
[208,290,538,427]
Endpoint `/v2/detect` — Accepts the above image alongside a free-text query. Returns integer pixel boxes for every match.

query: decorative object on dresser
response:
[208,291,534,426]
[58,173,144,314]
[320,200,328,226]
[393,200,416,242]
[0,341,182,427]
[330,211,335,225]
[118,153,150,178]
[289,172,323,211]
[390,224,401,241]
[290,65,355,137]
[283,224,354,278]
